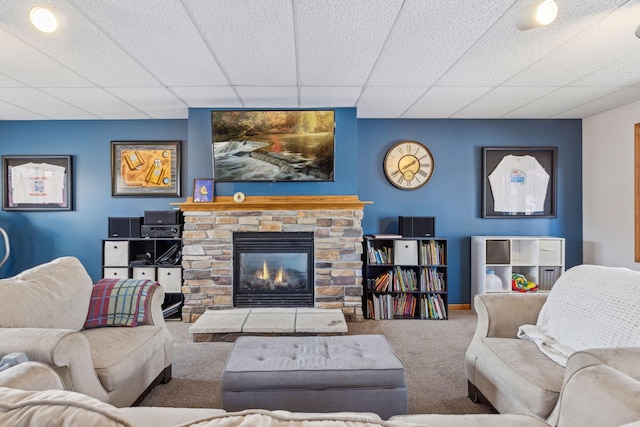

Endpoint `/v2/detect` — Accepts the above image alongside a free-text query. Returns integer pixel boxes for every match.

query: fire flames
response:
[255,260,285,286]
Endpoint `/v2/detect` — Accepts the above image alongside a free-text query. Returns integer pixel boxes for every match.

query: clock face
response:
[383,141,434,190]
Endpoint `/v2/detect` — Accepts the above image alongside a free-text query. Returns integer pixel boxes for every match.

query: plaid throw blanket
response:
[84,278,158,328]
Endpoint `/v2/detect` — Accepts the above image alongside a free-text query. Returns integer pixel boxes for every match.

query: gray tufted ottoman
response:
[221,334,407,419]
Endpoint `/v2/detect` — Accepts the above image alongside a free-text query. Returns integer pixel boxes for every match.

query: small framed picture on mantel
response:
[192,178,214,203]
[482,147,557,218]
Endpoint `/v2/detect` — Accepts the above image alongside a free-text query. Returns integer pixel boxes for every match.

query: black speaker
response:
[398,216,435,238]
[144,210,181,225]
[108,217,142,238]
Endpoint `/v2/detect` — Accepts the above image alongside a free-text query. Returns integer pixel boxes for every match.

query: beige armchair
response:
[0,257,173,407]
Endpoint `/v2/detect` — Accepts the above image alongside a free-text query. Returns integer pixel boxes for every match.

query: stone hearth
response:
[174,195,370,323]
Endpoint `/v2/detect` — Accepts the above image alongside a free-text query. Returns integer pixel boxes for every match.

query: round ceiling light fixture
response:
[515,0,559,31]
[536,0,559,25]
[29,6,58,33]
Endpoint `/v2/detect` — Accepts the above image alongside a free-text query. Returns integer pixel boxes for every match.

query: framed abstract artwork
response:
[111,141,181,197]
[2,155,73,211]
[482,147,557,218]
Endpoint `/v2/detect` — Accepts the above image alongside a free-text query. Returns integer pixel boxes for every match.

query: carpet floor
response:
[140,310,493,415]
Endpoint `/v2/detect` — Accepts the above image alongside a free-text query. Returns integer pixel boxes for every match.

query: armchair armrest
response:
[565,347,640,384]
[139,284,175,365]
[0,328,108,402]
[473,293,548,339]
[0,361,64,391]
[555,364,640,427]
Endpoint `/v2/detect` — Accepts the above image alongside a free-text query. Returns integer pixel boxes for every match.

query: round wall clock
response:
[383,140,434,190]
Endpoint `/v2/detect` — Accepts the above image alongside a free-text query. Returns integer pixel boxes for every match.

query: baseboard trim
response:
[449,304,471,310]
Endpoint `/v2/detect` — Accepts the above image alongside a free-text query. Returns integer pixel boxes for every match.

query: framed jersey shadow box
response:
[482,147,557,218]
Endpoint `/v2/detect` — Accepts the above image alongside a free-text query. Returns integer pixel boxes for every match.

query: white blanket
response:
[517,264,640,366]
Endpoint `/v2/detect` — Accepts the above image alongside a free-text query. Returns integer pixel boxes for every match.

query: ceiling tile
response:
[453,86,558,118]
[171,86,242,108]
[505,2,640,87]
[235,86,299,108]
[299,87,361,108]
[0,0,159,86]
[368,0,516,87]
[41,88,149,119]
[553,87,640,118]
[296,0,402,86]
[404,86,493,118]
[0,29,92,87]
[0,88,97,119]
[571,49,640,87]
[504,86,623,118]
[356,87,424,118]
[438,0,633,87]
[105,87,187,118]
[183,0,297,86]
[71,0,228,87]
[0,99,48,120]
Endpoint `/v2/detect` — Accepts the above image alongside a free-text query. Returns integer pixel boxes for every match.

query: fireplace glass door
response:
[233,232,314,307]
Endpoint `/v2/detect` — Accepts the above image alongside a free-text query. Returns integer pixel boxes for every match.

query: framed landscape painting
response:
[211,110,335,182]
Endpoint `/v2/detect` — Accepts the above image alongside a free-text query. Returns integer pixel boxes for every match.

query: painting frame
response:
[192,178,214,203]
[482,146,557,218]
[211,109,335,182]
[111,141,181,197]
[2,155,73,211]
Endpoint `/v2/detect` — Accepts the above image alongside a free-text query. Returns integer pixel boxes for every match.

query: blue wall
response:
[0,110,582,305]
[357,119,582,304]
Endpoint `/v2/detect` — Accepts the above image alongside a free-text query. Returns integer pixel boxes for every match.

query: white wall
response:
[583,100,640,269]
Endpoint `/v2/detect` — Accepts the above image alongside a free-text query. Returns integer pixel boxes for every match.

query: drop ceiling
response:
[1,0,639,120]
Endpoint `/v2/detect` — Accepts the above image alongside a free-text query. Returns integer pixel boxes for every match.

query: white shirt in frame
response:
[488,155,549,214]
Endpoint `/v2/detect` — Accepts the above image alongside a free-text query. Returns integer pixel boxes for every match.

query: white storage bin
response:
[393,240,418,265]
[133,267,156,281]
[157,267,182,293]
[103,241,129,266]
[103,267,129,279]
[538,240,563,265]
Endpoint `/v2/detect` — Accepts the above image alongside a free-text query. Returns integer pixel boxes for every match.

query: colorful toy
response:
[512,273,538,292]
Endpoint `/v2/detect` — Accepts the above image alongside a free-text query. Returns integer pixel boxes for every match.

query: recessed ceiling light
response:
[515,0,559,31]
[29,6,58,33]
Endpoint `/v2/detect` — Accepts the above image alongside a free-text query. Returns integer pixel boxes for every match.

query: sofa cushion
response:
[172,409,403,427]
[389,414,548,427]
[84,278,159,328]
[81,325,165,391]
[0,386,131,427]
[0,257,92,330]
[477,337,564,417]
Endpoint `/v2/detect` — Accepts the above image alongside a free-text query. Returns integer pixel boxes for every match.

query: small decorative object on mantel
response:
[233,192,246,203]
[192,178,214,203]
[383,140,434,190]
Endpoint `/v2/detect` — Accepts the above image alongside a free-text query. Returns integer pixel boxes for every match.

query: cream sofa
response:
[465,264,640,422]
[0,358,639,426]
[0,256,174,407]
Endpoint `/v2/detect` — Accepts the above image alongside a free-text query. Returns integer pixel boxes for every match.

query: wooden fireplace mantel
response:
[171,195,372,211]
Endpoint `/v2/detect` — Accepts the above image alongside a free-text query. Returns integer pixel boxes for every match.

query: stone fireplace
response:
[174,195,369,323]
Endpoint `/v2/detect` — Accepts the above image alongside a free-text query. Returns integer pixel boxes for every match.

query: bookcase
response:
[470,236,565,310]
[363,236,448,320]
